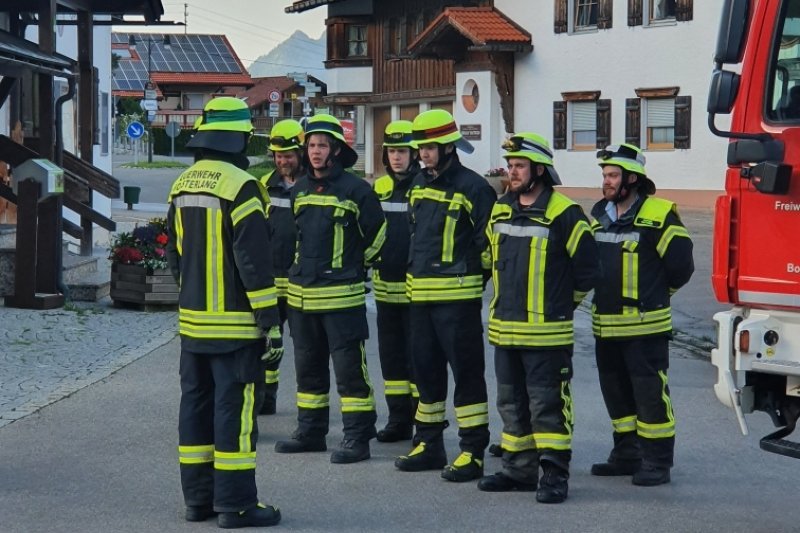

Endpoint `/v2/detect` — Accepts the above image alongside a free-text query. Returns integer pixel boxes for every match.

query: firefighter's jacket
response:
[372,173,415,304]
[288,164,386,312]
[261,170,296,299]
[590,195,694,339]
[166,158,279,353]
[406,158,497,302]
[486,188,598,348]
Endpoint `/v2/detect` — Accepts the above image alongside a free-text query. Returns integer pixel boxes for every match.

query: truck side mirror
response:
[715,0,749,64]
[747,161,792,195]
[708,69,740,115]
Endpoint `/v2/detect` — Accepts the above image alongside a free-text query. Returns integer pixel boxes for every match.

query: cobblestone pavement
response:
[0,299,176,428]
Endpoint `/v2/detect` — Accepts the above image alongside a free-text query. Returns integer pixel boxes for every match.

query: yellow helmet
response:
[304,113,358,168]
[383,120,417,148]
[411,109,473,153]
[597,143,655,194]
[502,132,561,185]
[186,97,253,153]
[269,119,304,152]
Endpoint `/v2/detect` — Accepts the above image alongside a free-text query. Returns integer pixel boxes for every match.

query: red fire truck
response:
[709,0,800,458]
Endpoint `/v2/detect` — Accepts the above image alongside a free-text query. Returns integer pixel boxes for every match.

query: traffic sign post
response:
[268,90,282,103]
[165,122,181,160]
[127,121,145,165]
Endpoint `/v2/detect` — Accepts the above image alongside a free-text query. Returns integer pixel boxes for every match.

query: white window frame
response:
[645,0,676,27]
[570,0,599,33]
[643,97,675,150]
[569,101,597,151]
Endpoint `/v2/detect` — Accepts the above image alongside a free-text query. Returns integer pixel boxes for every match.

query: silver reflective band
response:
[494,223,550,239]
[738,291,800,307]
[381,201,408,212]
[269,197,291,208]
[174,194,221,209]
[594,232,640,243]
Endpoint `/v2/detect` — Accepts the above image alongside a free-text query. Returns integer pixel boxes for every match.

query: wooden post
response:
[78,11,95,256]
[37,0,57,162]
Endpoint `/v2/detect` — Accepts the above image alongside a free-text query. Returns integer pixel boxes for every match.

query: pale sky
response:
[117,0,327,69]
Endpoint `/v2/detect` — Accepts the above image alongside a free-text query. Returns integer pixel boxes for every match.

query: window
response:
[347,25,368,57]
[626,91,691,149]
[767,5,800,122]
[628,0,691,26]
[571,101,597,150]
[647,0,676,23]
[185,93,205,110]
[644,98,675,149]
[574,0,598,30]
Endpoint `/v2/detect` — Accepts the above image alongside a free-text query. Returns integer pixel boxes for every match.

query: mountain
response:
[247,30,327,83]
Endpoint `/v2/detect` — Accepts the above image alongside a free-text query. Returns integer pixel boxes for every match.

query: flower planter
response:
[110,263,179,305]
[484,175,509,195]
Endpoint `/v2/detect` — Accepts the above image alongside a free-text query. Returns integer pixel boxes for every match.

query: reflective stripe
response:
[287,282,366,311]
[206,208,225,312]
[332,207,344,269]
[635,369,676,439]
[408,188,473,214]
[528,235,546,315]
[533,432,572,451]
[455,402,489,428]
[592,307,672,338]
[622,251,638,303]
[364,220,387,264]
[381,201,408,212]
[230,196,264,226]
[405,274,483,302]
[656,224,690,257]
[416,401,446,423]
[178,323,262,339]
[174,207,184,256]
[384,380,412,396]
[488,317,574,347]
[341,396,376,413]
[239,382,256,453]
[269,196,291,208]
[594,232,640,243]
[501,432,536,452]
[410,383,419,398]
[611,415,637,433]
[246,286,278,310]
[274,277,289,298]
[442,209,457,262]
[214,450,256,471]
[294,194,359,216]
[297,392,330,409]
[174,194,221,210]
[178,444,214,465]
[738,290,800,307]
[178,308,261,339]
[565,219,592,258]
[373,270,409,304]
[493,223,550,239]
[264,369,279,384]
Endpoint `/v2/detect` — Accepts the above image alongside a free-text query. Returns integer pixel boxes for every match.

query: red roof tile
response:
[149,72,253,86]
[409,7,531,53]
[235,77,299,107]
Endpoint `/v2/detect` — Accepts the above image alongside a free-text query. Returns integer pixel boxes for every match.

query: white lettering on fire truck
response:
[788,263,800,274]
[774,200,800,211]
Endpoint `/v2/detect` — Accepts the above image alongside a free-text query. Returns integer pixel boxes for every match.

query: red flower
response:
[113,246,144,264]
[156,233,169,245]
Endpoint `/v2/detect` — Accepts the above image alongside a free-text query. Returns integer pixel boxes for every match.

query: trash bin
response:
[123,186,141,210]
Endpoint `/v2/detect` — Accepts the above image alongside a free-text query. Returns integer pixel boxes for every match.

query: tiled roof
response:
[149,72,253,86]
[284,0,341,14]
[235,77,298,107]
[409,7,532,54]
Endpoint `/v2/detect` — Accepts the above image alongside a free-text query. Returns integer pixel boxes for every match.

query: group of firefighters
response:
[165,96,694,528]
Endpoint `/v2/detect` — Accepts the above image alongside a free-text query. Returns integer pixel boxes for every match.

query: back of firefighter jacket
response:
[288,164,386,312]
[487,189,598,348]
[407,158,497,303]
[590,195,694,339]
[261,169,297,299]
[372,173,415,304]
[166,158,279,353]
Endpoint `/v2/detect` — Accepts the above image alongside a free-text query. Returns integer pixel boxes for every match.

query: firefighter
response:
[167,97,282,528]
[477,133,598,503]
[394,109,496,482]
[274,114,387,464]
[372,120,420,442]
[590,143,694,486]
[257,119,305,416]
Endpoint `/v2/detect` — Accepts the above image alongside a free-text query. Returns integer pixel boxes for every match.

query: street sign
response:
[127,121,145,139]
[144,89,157,100]
[268,103,280,118]
[287,72,306,83]
[304,83,321,95]
[147,111,156,122]
[165,121,181,138]
[268,90,282,103]
[139,99,158,112]
[291,93,298,100]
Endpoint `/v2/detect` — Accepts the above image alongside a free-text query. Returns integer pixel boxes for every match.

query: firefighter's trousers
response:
[178,342,262,513]
[494,347,574,483]
[595,335,675,468]
[259,298,289,408]
[410,300,489,455]
[287,306,377,442]
[376,301,417,427]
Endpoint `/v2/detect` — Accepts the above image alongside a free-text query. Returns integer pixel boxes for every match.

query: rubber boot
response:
[441,451,484,482]
[217,503,281,529]
[330,439,371,464]
[377,395,414,442]
[274,430,327,454]
[395,440,447,472]
[537,460,569,504]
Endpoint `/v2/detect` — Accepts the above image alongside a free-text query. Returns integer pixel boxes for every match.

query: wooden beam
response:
[38,0,57,161]
[0,76,18,108]
[78,10,94,165]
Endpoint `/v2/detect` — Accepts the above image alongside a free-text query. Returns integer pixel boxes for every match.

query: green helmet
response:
[186,97,253,153]
[597,143,655,194]
[502,132,561,185]
[383,120,417,148]
[269,119,304,152]
[304,114,358,168]
[411,109,474,153]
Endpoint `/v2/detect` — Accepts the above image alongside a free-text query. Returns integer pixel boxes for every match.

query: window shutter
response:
[598,0,614,29]
[573,102,597,130]
[554,0,568,33]
[674,95,692,149]
[628,0,643,26]
[647,98,675,127]
[596,99,611,148]
[553,101,567,149]
[625,98,641,147]
[676,0,693,22]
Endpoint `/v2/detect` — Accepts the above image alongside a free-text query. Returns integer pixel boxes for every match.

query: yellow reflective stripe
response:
[274,277,289,298]
[205,207,225,312]
[416,401,446,423]
[573,290,588,305]
[534,432,572,451]
[286,282,366,311]
[405,274,483,302]
[179,308,258,323]
[612,415,637,433]
[297,392,330,409]
[622,251,638,301]
[593,307,671,325]
[178,444,214,465]
[455,402,489,428]
[214,450,256,471]
[528,236,546,314]
[239,383,256,453]
[592,307,673,338]
[174,207,184,256]
[442,210,457,262]
[409,188,473,213]
[488,317,574,347]
[565,219,591,258]
[373,271,409,304]
[410,383,419,398]
[561,379,574,436]
[358,341,374,398]
[365,220,387,264]
[637,419,676,439]
[384,380,412,396]
[230,197,264,227]
[332,207,344,268]
[341,396,376,413]
[501,432,536,452]
[264,369,279,384]
[179,322,262,339]
[656,225,690,257]
[294,195,359,216]
[246,286,277,310]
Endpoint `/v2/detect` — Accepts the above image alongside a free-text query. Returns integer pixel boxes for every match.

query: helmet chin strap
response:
[432,144,454,173]
[610,174,633,203]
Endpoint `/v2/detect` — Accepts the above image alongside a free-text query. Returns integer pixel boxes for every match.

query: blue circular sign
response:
[127,121,145,140]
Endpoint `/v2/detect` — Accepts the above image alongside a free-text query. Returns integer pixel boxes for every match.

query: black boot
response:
[488,443,503,457]
[378,395,414,442]
[274,431,327,454]
[441,451,484,482]
[632,465,671,486]
[590,459,641,476]
[185,504,216,522]
[377,423,413,443]
[217,503,281,529]
[395,441,447,472]
[477,472,537,492]
[258,382,278,415]
[330,439,370,464]
[537,461,569,504]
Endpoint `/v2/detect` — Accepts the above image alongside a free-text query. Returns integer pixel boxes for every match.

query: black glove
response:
[482,269,492,291]
[262,326,283,364]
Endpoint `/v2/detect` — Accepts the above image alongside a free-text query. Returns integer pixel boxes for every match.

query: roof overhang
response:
[284,0,340,14]
[408,7,532,59]
[0,29,74,78]
[0,0,165,22]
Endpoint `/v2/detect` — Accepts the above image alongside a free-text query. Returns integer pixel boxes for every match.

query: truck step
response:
[760,427,800,459]
[750,359,800,377]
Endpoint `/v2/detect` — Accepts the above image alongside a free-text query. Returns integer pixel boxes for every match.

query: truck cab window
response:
[768,0,800,121]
